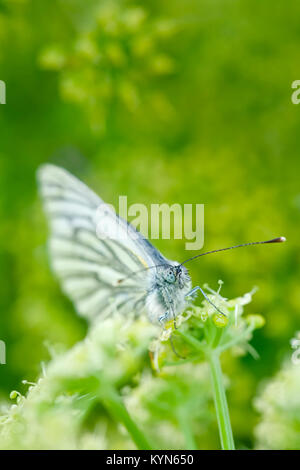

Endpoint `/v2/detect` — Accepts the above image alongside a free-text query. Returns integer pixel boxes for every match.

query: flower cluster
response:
[0,284,263,449]
[254,340,300,450]
[150,283,264,371]
[125,363,214,449]
[0,316,157,450]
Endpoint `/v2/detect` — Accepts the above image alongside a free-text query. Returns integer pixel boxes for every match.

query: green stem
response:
[211,326,223,348]
[208,353,235,450]
[102,387,153,450]
[175,330,205,352]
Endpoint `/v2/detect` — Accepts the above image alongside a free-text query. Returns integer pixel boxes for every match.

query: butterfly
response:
[37,164,285,326]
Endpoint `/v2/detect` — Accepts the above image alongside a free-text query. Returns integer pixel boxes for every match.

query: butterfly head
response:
[162,264,189,289]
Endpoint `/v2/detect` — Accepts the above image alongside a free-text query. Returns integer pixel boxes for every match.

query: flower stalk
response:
[208,352,235,450]
[101,386,153,450]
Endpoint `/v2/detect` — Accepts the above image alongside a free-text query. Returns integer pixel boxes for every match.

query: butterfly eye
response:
[164,269,176,284]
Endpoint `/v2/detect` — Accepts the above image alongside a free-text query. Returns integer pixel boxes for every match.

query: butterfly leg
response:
[158,314,185,359]
[170,306,177,330]
[185,286,227,317]
[185,286,201,300]
[160,288,178,329]
[158,312,169,326]
[158,309,177,329]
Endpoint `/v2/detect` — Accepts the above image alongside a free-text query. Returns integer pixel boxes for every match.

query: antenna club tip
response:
[266,236,286,244]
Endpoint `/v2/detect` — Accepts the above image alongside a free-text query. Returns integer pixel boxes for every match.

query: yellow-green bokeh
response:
[0,0,299,449]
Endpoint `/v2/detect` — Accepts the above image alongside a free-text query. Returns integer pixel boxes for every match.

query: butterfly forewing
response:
[37,164,167,321]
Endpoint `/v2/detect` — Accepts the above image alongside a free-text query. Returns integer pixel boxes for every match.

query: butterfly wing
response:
[37,164,168,321]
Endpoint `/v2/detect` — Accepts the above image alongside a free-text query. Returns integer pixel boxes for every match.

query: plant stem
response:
[208,353,235,450]
[102,387,153,450]
[212,326,223,348]
[176,330,204,352]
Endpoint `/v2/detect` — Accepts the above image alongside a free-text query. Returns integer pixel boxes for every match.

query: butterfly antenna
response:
[117,263,170,284]
[181,236,286,266]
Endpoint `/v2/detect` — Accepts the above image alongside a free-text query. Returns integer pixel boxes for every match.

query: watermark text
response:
[291,80,300,104]
[0,340,6,365]
[291,334,300,365]
[96,197,204,250]
[0,80,6,104]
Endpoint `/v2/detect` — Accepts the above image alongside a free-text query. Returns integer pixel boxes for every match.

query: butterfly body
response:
[146,264,192,324]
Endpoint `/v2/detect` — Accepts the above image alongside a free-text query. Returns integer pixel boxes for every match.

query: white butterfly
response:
[37,164,195,325]
[38,165,283,325]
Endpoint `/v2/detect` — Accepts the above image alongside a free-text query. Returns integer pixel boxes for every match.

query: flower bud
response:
[246,314,265,329]
[213,313,229,328]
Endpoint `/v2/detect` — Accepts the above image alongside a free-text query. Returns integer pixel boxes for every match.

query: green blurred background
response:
[0,0,299,449]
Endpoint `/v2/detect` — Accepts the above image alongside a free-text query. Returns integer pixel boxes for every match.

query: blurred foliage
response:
[0,0,299,449]
[0,316,156,450]
[39,0,176,134]
[254,349,300,449]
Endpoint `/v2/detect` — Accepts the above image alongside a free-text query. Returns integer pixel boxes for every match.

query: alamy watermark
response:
[0,80,6,104]
[291,333,300,365]
[96,196,204,250]
[291,80,300,104]
[0,340,6,365]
